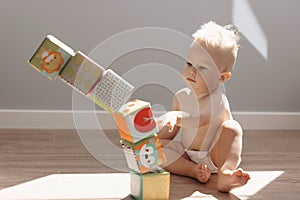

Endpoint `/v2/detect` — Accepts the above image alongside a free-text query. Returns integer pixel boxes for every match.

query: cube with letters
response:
[88,69,134,113]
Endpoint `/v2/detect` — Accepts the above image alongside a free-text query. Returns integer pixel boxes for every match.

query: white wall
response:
[0,0,299,114]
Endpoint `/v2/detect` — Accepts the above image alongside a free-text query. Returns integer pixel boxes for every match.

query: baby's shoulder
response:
[211,89,230,110]
[175,87,192,98]
[211,89,228,100]
[174,88,198,109]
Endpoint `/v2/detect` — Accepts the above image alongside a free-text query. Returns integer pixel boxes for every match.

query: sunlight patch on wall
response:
[232,0,268,60]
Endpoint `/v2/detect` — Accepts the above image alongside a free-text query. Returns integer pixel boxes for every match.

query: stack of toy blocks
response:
[28,35,170,200]
[28,35,134,112]
[113,99,170,200]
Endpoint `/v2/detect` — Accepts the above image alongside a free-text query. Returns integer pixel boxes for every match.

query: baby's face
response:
[182,41,220,94]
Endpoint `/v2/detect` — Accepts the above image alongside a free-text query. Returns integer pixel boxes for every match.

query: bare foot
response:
[193,163,211,183]
[217,168,250,192]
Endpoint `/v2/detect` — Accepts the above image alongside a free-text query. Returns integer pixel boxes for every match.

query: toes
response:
[199,174,209,183]
[199,164,206,170]
[199,164,210,174]
[196,164,211,183]
[243,173,250,180]
[236,169,250,180]
[240,176,250,185]
[233,169,243,177]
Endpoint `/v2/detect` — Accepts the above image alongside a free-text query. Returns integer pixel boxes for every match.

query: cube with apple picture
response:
[121,134,166,174]
[113,99,159,143]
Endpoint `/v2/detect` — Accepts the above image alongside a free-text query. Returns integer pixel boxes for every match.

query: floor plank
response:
[0,129,299,199]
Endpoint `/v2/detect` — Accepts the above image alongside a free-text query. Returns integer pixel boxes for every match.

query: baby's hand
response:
[155,111,189,132]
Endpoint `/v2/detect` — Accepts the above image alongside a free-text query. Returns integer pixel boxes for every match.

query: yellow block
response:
[131,170,170,200]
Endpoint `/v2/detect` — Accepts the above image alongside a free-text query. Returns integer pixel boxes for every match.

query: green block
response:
[60,51,104,94]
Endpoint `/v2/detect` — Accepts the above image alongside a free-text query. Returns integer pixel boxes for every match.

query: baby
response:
[158,21,250,192]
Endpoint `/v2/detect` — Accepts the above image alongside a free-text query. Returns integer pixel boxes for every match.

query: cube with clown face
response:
[121,134,166,174]
[113,99,159,143]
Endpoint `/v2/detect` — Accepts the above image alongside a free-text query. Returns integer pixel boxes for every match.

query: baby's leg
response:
[211,120,250,192]
[160,139,211,183]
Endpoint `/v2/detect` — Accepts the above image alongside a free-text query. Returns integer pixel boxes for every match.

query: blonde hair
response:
[192,21,239,71]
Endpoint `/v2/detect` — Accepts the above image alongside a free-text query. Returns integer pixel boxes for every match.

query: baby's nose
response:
[189,67,197,75]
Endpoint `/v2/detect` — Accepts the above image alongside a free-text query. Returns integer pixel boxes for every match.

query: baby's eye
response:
[197,66,207,70]
[186,62,193,67]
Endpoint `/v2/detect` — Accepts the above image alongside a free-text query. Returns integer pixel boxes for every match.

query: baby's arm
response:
[173,94,210,128]
[158,124,180,139]
[157,96,181,139]
[158,96,210,133]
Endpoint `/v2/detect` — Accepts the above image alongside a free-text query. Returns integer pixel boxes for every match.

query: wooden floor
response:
[0,129,299,200]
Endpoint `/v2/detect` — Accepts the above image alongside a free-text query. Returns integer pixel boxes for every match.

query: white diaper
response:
[186,150,218,173]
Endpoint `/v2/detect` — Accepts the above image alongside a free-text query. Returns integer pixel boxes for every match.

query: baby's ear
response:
[220,71,231,83]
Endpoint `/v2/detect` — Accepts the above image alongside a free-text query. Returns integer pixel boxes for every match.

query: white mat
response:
[182,171,284,200]
[0,173,130,200]
[0,171,284,200]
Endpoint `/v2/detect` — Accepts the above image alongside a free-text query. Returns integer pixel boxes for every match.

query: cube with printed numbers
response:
[29,35,74,80]
[60,51,104,94]
[88,69,134,113]
[121,134,166,174]
[131,170,170,200]
[113,99,159,143]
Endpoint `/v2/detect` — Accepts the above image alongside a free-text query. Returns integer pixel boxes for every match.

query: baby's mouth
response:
[186,78,196,83]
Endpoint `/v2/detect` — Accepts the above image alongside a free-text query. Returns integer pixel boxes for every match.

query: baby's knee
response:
[221,120,243,137]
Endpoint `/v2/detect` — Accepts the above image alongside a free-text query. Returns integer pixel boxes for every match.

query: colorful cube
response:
[121,135,166,174]
[59,51,104,94]
[131,170,170,200]
[88,69,134,113]
[29,35,74,80]
[113,99,159,143]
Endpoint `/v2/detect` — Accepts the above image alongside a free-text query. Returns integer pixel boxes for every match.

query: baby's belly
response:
[181,125,209,150]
